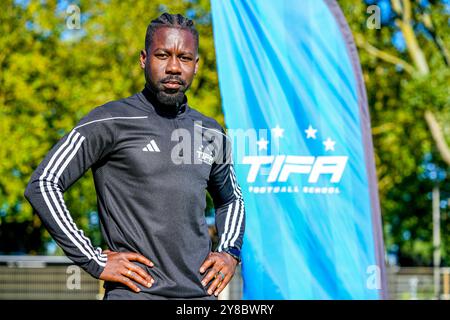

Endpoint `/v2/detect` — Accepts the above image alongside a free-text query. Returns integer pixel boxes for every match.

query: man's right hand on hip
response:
[99,250,155,293]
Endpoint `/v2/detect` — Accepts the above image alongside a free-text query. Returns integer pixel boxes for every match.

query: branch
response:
[372,123,397,135]
[421,12,450,66]
[354,34,416,75]
[402,0,412,23]
[391,0,402,15]
[424,110,450,166]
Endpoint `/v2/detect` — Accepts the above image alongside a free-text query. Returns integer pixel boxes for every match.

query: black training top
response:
[24,87,245,299]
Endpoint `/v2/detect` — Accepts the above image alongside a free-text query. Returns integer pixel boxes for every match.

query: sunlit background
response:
[0,0,448,299]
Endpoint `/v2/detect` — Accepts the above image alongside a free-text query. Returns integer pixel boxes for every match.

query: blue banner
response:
[211,0,386,299]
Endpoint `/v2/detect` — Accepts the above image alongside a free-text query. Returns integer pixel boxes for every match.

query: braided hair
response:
[145,13,199,52]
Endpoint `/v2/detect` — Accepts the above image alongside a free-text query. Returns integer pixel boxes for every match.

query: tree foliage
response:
[0,0,218,253]
[338,0,449,265]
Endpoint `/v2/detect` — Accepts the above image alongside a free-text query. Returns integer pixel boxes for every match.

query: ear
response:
[194,56,199,75]
[139,49,147,69]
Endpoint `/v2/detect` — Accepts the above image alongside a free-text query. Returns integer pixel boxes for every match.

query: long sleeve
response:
[24,108,115,278]
[206,128,246,256]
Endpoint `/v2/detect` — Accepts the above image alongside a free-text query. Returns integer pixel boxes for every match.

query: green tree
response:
[338,0,449,265]
[0,0,219,253]
[1,0,448,267]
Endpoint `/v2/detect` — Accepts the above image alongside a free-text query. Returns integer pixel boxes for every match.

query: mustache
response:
[160,76,186,86]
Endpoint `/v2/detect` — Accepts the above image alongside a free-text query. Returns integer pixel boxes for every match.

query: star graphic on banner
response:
[323,137,336,151]
[256,137,269,151]
[271,125,284,138]
[304,125,317,139]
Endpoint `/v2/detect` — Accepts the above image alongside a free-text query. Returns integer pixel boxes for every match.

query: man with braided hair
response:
[24,13,245,300]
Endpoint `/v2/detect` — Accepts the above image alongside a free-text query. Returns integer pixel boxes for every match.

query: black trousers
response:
[103,288,218,300]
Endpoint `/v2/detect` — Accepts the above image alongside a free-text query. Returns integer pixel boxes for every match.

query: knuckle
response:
[125,254,134,260]
[120,276,128,284]
[134,274,143,281]
[128,263,137,270]
[204,274,212,281]
[125,278,135,287]
[138,272,147,280]
[134,268,144,276]
[134,273,142,281]
[143,273,151,279]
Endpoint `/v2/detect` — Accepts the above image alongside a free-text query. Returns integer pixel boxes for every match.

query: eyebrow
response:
[153,48,196,56]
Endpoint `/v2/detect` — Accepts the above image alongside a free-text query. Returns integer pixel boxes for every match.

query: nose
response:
[166,55,181,75]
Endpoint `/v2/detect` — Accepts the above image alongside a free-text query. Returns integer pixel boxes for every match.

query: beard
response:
[145,64,189,107]
[150,79,186,106]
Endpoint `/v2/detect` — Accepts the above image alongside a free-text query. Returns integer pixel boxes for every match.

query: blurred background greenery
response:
[0,0,448,268]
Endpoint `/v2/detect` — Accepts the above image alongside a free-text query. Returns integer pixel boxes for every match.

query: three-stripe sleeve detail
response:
[38,130,107,267]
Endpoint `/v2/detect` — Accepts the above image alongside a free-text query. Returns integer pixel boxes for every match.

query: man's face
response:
[141,27,199,106]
